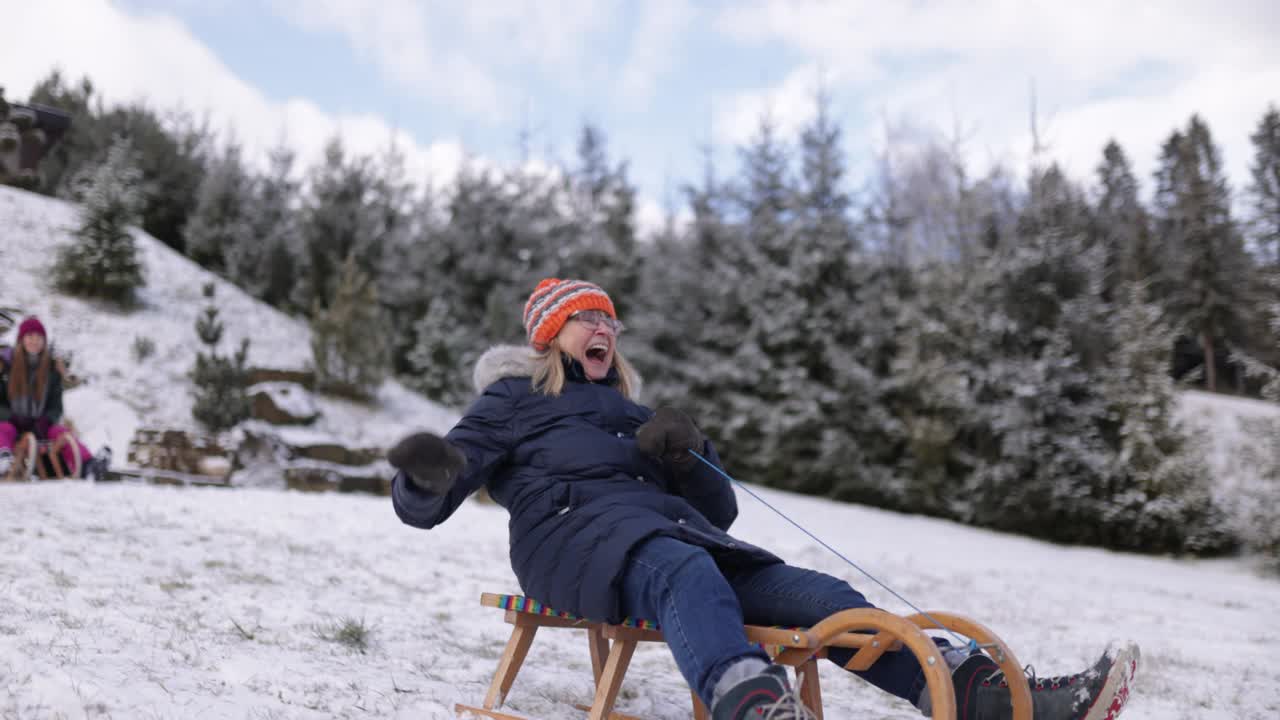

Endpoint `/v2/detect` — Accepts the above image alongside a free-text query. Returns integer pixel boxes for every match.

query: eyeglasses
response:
[570,309,625,335]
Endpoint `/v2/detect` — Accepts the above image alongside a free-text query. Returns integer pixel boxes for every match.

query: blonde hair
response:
[531,339,638,399]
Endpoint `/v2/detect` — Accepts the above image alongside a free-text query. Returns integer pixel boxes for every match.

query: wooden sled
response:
[2,432,38,482]
[36,430,83,480]
[454,592,1032,720]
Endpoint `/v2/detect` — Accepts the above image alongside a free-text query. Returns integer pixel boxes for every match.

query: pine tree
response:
[402,158,563,404]
[1246,105,1280,267]
[950,229,1115,542]
[676,117,792,480]
[27,70,107,198]
[367,142,420,371]
[406,297,475,404]
[184,142,252,273]
[311,254,389,401]
[1153,116,1254,392]
[238,143,301,308]
[55,139,146,303]
[1092,141,1157,297]
[293,138,379,314]
[629,147,734,405]
[97,103,208,252]
[1099,283,1231,553]
[190,282,251,432]
[561,124,640,307]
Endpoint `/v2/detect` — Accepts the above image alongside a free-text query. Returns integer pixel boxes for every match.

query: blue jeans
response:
[619,535,934,709]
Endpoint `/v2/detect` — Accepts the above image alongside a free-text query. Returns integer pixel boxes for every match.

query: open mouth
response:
[585,341,610,363]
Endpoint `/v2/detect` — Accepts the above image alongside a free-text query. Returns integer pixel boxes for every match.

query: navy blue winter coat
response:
[392,345,782,623]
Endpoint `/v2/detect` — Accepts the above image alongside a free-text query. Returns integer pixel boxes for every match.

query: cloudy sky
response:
[5,0,1279,229]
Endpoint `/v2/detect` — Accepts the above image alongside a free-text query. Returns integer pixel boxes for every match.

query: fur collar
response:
[471,343,642,400]
[472,344,539,394]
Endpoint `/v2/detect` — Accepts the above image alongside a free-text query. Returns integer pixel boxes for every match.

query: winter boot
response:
[84,445,112,482]
[711,665,817,720]
[0,447,11,477]
[950,643,1139,720]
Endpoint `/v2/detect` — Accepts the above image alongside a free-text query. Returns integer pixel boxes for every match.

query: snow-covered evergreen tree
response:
[560,125,640,308]
[406,297,475,404]
[238,143,301,308]
[293,138,380,314]
[55,138,146,303]
[311,254,389,400]
[184,142,253,273]
[190,283,250,432]
[1099,283,1231,553]
[403,160,561,405]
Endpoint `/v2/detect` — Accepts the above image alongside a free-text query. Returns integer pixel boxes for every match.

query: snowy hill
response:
[0,184,458,467]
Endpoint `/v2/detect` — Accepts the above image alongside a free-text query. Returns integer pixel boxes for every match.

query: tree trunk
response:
[1200,330,1217,392]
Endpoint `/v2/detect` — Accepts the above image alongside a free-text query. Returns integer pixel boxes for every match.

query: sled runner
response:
[453,592,1033,720]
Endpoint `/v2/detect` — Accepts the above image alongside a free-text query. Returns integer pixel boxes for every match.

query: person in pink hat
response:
[0,316,108,480]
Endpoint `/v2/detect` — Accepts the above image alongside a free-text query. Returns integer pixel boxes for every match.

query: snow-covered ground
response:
[3,481,1279,720]
[1177,389,1279,497]
[0,185,458,462]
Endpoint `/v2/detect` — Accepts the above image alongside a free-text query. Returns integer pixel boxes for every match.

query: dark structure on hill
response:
[0,88,71,190]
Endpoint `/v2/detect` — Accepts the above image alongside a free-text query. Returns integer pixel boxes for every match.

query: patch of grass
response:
[317,616,374,654]
[229,617,260,641]
[159,580,193,594]
[49,568,76,589]
[230,571,275,586]
[131,335,156,362]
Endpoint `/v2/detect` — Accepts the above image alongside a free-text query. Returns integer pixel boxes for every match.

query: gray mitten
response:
[388,432,465,495]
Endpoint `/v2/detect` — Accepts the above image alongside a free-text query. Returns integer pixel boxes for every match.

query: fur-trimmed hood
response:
[471,344,642,399]
[472,345,539,394]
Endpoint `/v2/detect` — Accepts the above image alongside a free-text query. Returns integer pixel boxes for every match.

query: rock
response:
[249,382,320,425]
[292,443,383,466]
[284,464,391,496]
[245,367,315,390]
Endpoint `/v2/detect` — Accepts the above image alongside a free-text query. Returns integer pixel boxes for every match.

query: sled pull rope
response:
[690,450,975,651]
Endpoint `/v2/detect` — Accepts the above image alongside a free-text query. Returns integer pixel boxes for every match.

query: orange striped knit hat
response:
[523,278,617,351]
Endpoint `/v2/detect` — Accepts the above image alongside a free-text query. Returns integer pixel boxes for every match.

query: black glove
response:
[636,407,705,471]
[388,432,465,495]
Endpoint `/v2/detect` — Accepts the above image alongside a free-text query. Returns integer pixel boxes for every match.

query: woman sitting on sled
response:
[0,316,110,481]
[389,278,1138,720]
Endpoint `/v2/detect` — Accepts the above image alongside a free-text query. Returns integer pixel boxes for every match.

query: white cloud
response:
[2,0,466,189]
[714,1,1280,193]
[712,65,836,147]
[615,0,697,106]
[269,0,505,120]
[268,0,622,120]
